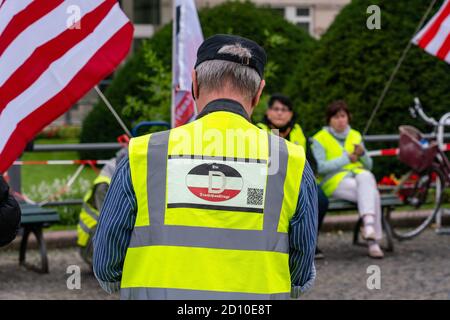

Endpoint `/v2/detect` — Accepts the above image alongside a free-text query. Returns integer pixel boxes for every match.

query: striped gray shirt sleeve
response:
[289,161,318,298]
[93,156,136,293]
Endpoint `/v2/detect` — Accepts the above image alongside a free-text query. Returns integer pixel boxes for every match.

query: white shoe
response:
[361,225,376,241]
[368,243,384,259]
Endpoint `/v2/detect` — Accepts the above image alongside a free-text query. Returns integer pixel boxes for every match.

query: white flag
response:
[171,0,204,128]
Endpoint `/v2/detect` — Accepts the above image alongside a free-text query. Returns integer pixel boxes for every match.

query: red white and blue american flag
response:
[0,0,133,173]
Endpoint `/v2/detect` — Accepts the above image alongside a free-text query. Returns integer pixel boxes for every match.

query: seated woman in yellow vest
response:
[257,94,329,259]
[311,100,384,259]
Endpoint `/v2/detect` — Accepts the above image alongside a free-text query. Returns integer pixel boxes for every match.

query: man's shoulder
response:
[255,122,269,131]
[284,137,306,164]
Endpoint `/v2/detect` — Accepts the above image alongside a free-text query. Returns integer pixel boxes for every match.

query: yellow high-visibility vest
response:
[257,122,307,151]
[77,174,112,247]
[312,128,366,197]
[121,109,306,300]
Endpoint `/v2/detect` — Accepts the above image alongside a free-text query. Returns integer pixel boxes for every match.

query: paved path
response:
[0,229,449,300]
[304,229,450,300]
[0,246,117,300]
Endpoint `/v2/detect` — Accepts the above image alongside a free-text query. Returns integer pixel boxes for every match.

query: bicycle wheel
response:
[390,166,445,240]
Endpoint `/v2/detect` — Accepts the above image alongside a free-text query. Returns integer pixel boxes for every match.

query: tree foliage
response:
[286,0,450,138]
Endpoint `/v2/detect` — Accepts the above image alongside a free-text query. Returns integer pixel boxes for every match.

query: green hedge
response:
[286,0,450,136]
[80,1,316,159]
[284,0,450,178]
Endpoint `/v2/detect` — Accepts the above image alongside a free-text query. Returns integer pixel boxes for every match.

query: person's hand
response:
[348,153,359,163]
[353,144,365,157]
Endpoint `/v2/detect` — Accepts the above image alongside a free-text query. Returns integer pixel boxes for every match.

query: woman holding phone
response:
[311,100,384,259]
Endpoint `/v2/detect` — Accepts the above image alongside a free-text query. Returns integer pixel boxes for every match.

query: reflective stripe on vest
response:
[257,122,307,151]
[120,287,290,300]
[77,173,112,247]
[312,128,366,197]
[122,111,306,300]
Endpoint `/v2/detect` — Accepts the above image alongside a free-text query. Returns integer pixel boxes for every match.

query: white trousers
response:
[332,171,383,240]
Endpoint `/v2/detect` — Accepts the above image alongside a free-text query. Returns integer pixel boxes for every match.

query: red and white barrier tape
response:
[13,159,110,166]
[368,143,450,157]
[9,143,450,166]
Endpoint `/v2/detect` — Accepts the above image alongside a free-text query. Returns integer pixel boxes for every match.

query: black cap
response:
[194,34,267,78]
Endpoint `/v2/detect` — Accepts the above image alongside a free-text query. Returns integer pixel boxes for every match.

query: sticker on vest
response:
[167,157,267,213]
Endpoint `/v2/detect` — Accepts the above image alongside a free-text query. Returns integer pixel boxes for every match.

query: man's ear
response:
[251,79,266,108]
[191,70,199,100]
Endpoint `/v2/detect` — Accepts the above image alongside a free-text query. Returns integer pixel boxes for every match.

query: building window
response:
[285,6,313,36]
[133,0,161,25]
[296,8,310,17]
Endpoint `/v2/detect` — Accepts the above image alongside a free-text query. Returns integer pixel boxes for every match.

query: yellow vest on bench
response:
[312,128,366,197]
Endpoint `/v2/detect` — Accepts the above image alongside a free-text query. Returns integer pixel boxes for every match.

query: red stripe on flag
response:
[418,0,450,49]
[436,33,450,59]
[0,0,64,56]
[0,0,117,115]
[0,23,133,173]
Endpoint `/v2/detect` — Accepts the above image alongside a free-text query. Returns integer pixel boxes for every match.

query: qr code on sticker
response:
[247,188,263,206]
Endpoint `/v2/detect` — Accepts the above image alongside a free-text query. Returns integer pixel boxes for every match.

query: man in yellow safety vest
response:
[93,34,318,299]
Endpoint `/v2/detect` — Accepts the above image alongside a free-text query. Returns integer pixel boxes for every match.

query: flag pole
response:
[363,0,438,135]
[94,85,132,137]
[171,2,177,129]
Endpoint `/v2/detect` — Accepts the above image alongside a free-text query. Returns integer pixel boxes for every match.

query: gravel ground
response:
[0,246,117,300]
[304,229,450,300]
[0,229,449,300]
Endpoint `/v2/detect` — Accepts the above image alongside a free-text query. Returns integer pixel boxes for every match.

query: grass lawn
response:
[21,138,98,193]
[19,138,99,226]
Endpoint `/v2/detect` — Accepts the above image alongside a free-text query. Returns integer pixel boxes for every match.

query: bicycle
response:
[387,97,450,240]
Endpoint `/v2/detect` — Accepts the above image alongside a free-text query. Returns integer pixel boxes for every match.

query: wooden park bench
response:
[18,203,59,273]
[327,194,402,252]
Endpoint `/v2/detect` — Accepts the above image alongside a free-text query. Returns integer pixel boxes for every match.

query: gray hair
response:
[195,43,262,101]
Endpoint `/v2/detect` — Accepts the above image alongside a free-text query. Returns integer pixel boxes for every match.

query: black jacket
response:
[0,176,21,247]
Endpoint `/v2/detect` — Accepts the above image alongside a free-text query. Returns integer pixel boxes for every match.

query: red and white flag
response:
[413,0,450,63]
[0,0,133,173]
[171,0,203,128]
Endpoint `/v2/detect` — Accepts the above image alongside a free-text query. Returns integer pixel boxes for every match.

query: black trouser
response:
[317,185,329,233]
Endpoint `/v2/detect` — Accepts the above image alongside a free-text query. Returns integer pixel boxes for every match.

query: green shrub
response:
[37,125,81,140]
[287,0,450,135]
[285,0,450,178]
